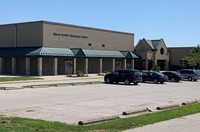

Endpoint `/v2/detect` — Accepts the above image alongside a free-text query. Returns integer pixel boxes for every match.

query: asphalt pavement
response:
[0,75,200,131]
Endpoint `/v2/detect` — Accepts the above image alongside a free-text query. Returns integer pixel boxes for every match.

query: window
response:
[180,59,187,68]
[102,44,105,47]
[88,43,92,46]
[160,48,164,55]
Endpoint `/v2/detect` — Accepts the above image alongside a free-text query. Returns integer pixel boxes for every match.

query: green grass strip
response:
[0,77,42,82]
[0,103,200,132]
[0,87,6,90]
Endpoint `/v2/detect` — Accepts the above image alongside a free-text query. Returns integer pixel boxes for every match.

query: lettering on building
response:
[53,32,88,39]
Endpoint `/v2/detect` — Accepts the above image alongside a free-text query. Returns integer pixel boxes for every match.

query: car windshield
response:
[195,70,200,74]
[134,71,141,75]
[154,72,164,76]
[171,71,180,75]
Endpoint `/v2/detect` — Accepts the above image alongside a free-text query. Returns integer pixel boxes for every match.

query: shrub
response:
[76,72,88,77]
[66,74,73,77]
[152,65,161,72]
[98,71,110,76]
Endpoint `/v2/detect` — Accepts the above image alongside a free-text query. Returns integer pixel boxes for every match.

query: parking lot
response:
[0,80,200,124]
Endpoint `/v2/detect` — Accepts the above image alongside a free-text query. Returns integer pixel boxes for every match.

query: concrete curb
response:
[54,84,68,87]
[4,87,24,90]
[182,100,199,105]
[31,85,49,88]
[156,104,180,110]
[122,108,150,115]
[78,115,119,125]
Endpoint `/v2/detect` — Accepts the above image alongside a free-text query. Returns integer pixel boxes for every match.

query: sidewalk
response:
[0,74,104,88]
[124,113,200,132]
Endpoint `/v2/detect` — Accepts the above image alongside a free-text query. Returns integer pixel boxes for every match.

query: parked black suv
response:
[178,69,199,81]
[104,69,142,85]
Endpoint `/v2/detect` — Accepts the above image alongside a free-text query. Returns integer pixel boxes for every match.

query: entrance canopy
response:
[71,48,124,58]
[0,47,139,59]
[0,47,74,57]
[71,48,139,59]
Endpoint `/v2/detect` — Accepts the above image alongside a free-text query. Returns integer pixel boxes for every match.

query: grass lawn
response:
[0,77,42,82]
[0,103,200,132]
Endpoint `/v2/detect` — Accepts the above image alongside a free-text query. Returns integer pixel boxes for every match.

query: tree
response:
[186,44,200,69]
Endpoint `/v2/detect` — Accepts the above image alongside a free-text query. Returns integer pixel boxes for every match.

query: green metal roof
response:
[0,47,139,59]
[0,47,74,57]
[83,49,125,58]
[27,47,74,57]
[120,51,139,59]
[71,49,125,58]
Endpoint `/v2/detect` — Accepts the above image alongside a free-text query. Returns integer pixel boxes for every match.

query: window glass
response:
[180,59,187,68]
[160,48,164,55]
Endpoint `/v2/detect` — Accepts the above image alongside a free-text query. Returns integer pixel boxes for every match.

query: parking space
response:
[0,80,200,124]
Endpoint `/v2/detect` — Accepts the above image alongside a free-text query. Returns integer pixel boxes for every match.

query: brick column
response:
[131,59,135,69]
[145,59,148,70]
[112,59,115,71]
[123,59,127,69]
[85,58,88,74]
[38,57,42,76]
[154,59,157,67]
[25,57,30,76]
[99,58,102,73]
[53,58,58,76]
[12,57,16,75]
[73,58,76,74]
[165,60,169,70]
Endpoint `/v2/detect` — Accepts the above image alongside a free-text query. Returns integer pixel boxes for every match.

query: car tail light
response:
[132,74,137,78]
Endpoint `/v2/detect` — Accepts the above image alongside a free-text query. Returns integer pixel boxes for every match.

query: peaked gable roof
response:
[145,39,161,50]
[120,51,139,59]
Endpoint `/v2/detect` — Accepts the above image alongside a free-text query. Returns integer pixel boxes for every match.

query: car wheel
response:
[124,79,130,85]
[160,81,164,84]
[176,79,180,82]
[153,79,158,84]
[134,82,138,85]
[188,77,192,81]
[105,78,111,83]
[194,79,197,81]
[171,78,175,82]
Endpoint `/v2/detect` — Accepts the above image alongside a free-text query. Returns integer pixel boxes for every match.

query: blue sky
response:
[1,0,199,47]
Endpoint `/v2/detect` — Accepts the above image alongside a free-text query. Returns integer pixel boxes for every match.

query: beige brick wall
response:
[135,39,153,59]
[0,25,16,47]
[0,21,134,51]
[155,40,169,61]
[16,22,43,47]
[43,22,134,51]
[0,22,43,48]
[168,47,192,66]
